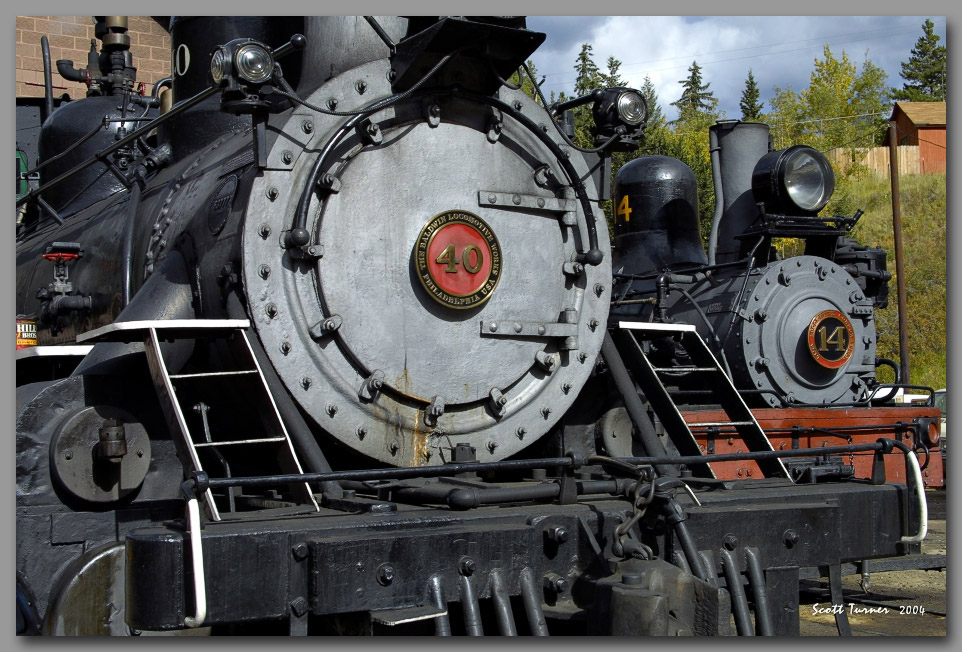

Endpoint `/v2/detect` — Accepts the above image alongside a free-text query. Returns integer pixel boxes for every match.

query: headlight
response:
[234,42,273,84]
[210,47,230,85]
[752,145,835,214]
[616,91,647,125]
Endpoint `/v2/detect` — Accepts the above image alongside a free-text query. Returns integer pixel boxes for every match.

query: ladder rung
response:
[687,421,754,428]
[194,437,287,447]
[653,366,717,373]
[169,369,257,379]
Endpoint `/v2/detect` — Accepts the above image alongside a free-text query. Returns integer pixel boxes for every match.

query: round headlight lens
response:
[783,148,834,212]
[616,91,647,125]
[210,47,230,85]
[234,43,273,84]
[752,145,835,214]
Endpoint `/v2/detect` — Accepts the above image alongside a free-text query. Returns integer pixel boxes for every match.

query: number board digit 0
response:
[414,210,502,310]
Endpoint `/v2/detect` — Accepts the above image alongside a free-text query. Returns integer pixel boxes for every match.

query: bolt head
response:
[459,557,476,576]
[784,529,800,547]
[292,543,309,561]
[546,526,569,543]
[376,564,395,586]
[290,597,309,618]
[723,534,738,550]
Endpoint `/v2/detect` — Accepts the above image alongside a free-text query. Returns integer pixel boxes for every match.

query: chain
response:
[614,466,656,558]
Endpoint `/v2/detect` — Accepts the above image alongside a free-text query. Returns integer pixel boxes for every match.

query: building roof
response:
[891,101,946,126]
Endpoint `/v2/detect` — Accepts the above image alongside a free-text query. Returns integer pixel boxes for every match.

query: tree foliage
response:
[570,43,604,147]
[507,59,543,103]
[768,46,889,151]
[893,18,947,101]
[670,61,718,121]
[573,43,603,96]
[739,69,764,121]
[601,56,626,88]
[640,75,664,127]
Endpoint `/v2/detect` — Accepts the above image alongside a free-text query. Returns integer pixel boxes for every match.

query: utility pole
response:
[888,121,910,384]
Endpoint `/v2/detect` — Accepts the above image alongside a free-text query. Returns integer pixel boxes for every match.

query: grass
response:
[839,171,947,391]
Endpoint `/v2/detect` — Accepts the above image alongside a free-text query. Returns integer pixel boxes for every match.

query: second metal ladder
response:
[615,321,789,479]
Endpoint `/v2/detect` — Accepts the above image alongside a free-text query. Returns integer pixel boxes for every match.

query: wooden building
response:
[890,102,947,174]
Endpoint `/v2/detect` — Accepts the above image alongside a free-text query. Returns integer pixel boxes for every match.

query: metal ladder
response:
[615,322,789,480]
[78,319,319,520]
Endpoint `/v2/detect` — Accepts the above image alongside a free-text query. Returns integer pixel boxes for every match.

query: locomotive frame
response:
[15,16,944,636]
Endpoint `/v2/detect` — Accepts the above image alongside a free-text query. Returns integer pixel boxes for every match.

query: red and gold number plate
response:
[806,309,855,369]
[415,210,502,309]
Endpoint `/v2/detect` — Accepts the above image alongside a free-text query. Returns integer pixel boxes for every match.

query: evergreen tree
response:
[893,18,946,101]
[573,43,603,96]
[739,69,764,121]
[671,61,718,120]
[571,43,603,147]
[601,56,626,88]
[640,75,664,127]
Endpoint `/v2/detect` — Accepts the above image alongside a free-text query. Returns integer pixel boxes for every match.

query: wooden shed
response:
[890,102,946,174]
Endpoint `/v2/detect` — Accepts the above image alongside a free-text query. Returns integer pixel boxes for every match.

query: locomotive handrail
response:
[188,441,895,489]
[183,438,927,543]
[888,440,929,543]
[460,88,604,266]
[181,488,207,629]
[281,49,464,249]
[16,85,221,209]
[277,65,604,265]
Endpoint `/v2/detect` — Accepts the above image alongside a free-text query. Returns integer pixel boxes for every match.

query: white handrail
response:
[183,497,208,628]
[899,449,928,544]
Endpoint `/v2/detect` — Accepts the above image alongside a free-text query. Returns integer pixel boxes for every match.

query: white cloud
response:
[526,16,946,120]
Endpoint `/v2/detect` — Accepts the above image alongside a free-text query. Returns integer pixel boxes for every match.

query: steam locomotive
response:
[16,16,942,636]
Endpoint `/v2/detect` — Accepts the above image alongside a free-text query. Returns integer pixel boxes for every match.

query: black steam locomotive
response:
[16,16,941,636]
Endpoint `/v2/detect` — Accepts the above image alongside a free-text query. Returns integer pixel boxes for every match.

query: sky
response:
[524,16,947,121]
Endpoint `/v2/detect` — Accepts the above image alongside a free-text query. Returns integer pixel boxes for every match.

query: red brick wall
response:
[16,16,171,99]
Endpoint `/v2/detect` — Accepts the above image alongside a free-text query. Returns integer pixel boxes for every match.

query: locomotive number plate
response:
[415,210,502,310]
[806,309,855,369]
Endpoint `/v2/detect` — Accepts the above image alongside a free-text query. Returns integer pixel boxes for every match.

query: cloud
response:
[526,16,946,119]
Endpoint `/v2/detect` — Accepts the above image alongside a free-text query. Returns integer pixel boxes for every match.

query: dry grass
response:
[843,172,947,390]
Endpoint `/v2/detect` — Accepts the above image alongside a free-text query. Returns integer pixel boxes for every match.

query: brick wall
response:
[16,16,171,99]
